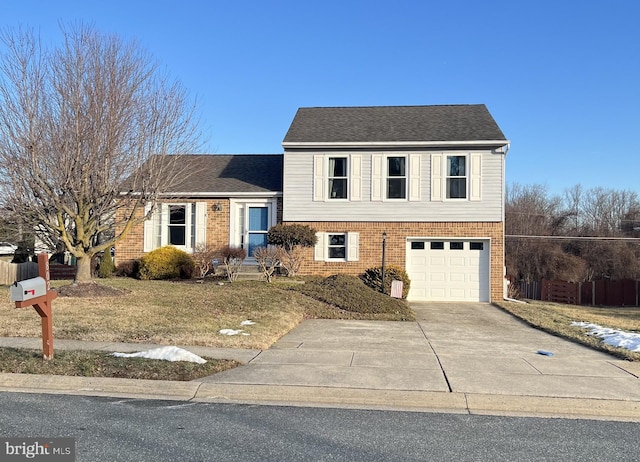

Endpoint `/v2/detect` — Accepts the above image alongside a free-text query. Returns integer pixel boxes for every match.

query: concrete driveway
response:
[201,302,640,416]
[413,302,640,401]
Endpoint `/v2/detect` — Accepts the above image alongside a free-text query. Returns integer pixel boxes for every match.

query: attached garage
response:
[406,239,490,302]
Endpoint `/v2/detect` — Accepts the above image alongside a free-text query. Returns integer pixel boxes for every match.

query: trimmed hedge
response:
[139,246,195,280]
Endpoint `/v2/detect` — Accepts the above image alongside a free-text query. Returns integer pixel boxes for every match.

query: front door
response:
[246,206,269,258]
[230,199,277,262]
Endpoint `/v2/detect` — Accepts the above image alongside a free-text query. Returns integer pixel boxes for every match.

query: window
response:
[144,202,207,253]
[328,234,346,259]
[446,155,467,199]
[314,232,359,262]
[470,242,484,250]
[328,157,348,199]
[386,156,406,199]
[450,242,464,250]
[430,242,444,250]
[168,205,186,246]
[411,241,425,250]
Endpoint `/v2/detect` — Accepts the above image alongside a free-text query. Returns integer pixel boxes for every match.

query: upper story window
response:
[446,155,467,199]
[328,157,348,199]
[386,156,407,199]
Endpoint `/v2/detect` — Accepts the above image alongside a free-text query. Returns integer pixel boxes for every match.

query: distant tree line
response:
[506,184,640,282]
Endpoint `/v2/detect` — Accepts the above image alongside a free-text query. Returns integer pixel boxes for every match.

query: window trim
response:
[327,233,347,260]
[314,154,362,202]
[445,155,468,200]
[385,155,408,200]
[327,156,349,200]
[144,201,207,253]
[314,232,359,262]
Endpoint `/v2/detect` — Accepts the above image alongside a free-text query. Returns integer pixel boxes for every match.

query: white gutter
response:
[157,191,281,198]
[282,140,510,149]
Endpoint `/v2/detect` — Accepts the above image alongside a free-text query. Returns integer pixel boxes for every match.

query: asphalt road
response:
[1,392,639,462]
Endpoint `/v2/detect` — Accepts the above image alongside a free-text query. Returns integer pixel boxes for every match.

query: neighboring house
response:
[116,104,510,303]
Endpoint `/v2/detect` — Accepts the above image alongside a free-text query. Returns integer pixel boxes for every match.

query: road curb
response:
[0,372,199,401]
[2,372,637,422]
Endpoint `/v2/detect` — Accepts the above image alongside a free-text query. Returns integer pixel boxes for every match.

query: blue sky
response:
[3,0,639,195]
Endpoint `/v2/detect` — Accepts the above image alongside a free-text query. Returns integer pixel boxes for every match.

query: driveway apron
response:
[413,302,640,401]
[202,303,640,402]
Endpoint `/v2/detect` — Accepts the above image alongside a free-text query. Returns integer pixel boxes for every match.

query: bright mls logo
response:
[1,438,75,461]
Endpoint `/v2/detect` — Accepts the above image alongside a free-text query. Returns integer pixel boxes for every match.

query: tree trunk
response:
[75,256,93,282]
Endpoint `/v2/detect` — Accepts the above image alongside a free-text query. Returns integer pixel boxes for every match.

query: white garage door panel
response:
[407,239,490,302]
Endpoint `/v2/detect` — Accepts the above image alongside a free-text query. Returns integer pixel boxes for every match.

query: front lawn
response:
[495,300,640,361]
[0,275,413,350]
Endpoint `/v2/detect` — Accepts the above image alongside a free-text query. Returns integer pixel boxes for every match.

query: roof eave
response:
[282,140,510,149]
[157,191,282,198]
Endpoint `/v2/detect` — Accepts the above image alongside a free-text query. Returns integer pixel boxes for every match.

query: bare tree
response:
[0,24,201,281]
[505,183,582,281]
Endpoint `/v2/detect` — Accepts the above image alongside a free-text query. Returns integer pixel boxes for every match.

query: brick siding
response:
[285,221,504,302]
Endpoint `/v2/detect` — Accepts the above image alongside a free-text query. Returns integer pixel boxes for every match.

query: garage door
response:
[406,239,490,302]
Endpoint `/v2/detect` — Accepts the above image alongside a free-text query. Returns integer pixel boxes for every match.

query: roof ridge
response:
[297,104,486,110]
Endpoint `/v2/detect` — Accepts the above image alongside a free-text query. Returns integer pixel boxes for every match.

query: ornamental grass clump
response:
[138,246,195,280]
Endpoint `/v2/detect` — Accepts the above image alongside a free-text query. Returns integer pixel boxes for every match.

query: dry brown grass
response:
[0,278,329,350]
[495,300,640,361]
[1,277,409,350]
[0,347,238,381]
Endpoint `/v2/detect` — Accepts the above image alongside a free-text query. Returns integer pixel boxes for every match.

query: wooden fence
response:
[516,278,640,306]
[0,261,38,285]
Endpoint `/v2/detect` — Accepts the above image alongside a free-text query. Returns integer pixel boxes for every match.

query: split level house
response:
[115,104,510,302]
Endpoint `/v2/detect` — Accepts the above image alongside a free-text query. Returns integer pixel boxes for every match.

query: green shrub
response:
[267,224,317,250]
[361,265,411,299]
[294,274,412,319]
[139,246,195,280]
[97,249,115,278]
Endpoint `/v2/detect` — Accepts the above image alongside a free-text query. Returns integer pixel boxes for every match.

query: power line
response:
[506,235,640,241]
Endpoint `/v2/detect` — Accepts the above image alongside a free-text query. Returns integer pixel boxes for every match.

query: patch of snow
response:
[112,346,207,364]
[571,322,640,352]
[219,329,244,336]
[240,320,256,326]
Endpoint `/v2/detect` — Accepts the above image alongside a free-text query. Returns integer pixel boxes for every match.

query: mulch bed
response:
[55,282,128,298]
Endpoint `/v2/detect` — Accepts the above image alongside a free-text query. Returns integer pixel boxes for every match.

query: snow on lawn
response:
[571,322,640,352]
[219,320,255,336]
[112,346,207,364]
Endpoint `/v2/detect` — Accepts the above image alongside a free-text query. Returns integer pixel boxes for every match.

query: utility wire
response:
[506,235,640,241]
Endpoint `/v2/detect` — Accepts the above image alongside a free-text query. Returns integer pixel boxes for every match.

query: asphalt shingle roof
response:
[282,104,507,144]
[164,154,282,193]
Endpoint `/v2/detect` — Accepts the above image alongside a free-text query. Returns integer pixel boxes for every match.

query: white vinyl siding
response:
[470,153,482,201]
[431,154,443,201]
[371,154,383,201]
[314,232,359,262]
[283,150,504,222]
[409,154,421,201]
[350,155,362,201]
[313,155,325,201]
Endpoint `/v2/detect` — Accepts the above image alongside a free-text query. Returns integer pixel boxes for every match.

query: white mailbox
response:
[10,277,47,302]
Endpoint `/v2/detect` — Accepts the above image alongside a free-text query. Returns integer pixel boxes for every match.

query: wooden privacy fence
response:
[516,279,640,306]
[0,261,38,285]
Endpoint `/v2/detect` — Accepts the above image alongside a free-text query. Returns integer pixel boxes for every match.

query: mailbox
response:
[10,277,47,302]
